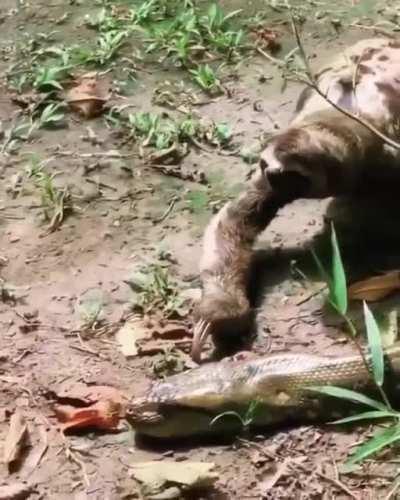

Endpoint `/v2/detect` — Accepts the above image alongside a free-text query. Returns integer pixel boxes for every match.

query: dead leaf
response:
[151,321,190,340]
[130,461,217,497]
[251,26,281,53]
[348,270,400,301]
[116,317,150,357]
[0,482,33,500]
[54,381,127,406]
[55,399,122,432]
[3,410,28,471]
[66,72,109,118]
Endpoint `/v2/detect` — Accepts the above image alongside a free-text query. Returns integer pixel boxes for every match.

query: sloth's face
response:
[259,145,315,197]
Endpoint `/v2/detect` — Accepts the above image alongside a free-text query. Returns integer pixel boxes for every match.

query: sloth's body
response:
[192,38,400,361]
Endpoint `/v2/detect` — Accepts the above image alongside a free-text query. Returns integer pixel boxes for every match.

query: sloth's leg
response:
[191,167,308,361]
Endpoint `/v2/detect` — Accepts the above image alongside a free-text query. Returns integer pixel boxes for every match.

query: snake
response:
[127,345,400,438]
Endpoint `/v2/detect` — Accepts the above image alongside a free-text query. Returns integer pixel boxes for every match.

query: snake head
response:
[191,292,252,363]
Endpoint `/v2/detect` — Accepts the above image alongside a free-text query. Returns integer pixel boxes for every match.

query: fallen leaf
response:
[251,26,281,52]
[348,271,400,301]
[55,400,122,432]
[130,461,217,497]
[66,72,109,118]
[3,410,28,471]
[54,381,126,406]
[0,482,33,500]
[116,317,150,357]
[152,321,190,340]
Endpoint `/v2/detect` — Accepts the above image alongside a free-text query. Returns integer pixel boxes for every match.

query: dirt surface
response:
[2,1,400,499]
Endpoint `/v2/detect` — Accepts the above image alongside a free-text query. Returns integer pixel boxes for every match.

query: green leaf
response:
[331,410,397,425]
[308,386,388,411]
[345,424,400,467]
[330,223,347,315]
[364,301,384,386]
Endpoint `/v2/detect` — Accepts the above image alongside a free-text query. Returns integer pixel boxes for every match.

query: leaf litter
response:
[348,270,400,301]
[66,72,109,118]
[130,461,217,498]
[51,382,127,432]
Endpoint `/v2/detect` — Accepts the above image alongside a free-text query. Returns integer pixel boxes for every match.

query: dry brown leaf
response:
[116,317,190,357]
[152,321,190,340]
[3,410,28,471]
[66,72,109,118]
[55,400,122,432]
[130,461,217,497]
[54,382,127,406]
[115,318,149,357]
[251,26,281,52]
[348,270,400,301]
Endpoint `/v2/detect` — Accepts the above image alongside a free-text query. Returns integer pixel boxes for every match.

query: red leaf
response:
[55,400,122,432]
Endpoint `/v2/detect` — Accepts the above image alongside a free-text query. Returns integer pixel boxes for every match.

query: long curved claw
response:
[191,319,212,363]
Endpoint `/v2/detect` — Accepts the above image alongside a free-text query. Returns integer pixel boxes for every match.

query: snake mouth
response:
[191,319,212,363]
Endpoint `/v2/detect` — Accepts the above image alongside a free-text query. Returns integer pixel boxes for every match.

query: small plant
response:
[128,264,185,317]
[36,103,66,129]
[27,160,72,232]
[310,224,400,470]
[33,65,66,91]
[210,399,261,432]
[1,119,35,154]
[190,64,223,94]
[93,30,128,65]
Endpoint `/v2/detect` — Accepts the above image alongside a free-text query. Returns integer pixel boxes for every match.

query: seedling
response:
[27,162,72,231]
[190,64,223,94]
[36,103,66,129]
[127,264,185,317]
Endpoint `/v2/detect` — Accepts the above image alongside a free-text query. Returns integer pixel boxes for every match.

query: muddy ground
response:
[2,0,400,499]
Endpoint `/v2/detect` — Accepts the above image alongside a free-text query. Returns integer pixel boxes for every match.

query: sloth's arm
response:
[191,168,298,361]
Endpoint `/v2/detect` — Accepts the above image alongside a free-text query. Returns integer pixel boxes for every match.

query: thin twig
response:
[313,469,360,500]
[153,196,178,224]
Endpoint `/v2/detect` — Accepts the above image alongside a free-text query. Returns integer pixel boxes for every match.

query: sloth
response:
[191,37,400,362]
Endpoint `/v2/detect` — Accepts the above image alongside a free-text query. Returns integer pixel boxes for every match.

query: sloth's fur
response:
[195,38,400,356]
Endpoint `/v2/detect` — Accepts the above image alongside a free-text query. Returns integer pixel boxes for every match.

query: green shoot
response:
[310,223,400,467]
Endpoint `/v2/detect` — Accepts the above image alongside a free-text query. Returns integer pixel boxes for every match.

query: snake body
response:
[128,345,400,438]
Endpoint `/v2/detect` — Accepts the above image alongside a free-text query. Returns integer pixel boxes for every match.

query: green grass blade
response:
[330,223,348,315]
[364,301,384,386]
[308,386,388,411]
[209,411,244,427]
[345,424,400,467]
[330,410,397,425]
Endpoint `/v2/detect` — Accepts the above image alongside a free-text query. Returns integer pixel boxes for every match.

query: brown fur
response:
[195,38,400,358]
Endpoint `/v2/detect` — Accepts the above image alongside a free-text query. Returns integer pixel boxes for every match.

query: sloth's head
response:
[259,126,343,198]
